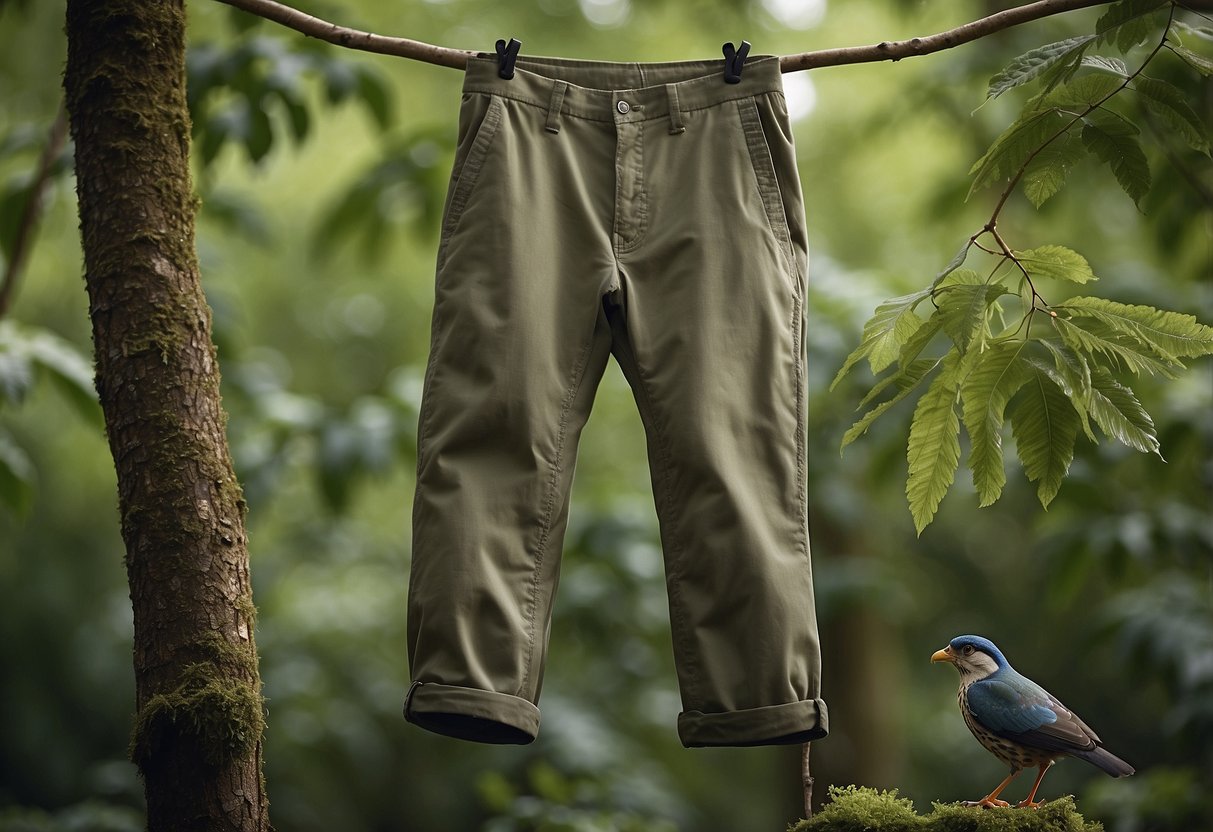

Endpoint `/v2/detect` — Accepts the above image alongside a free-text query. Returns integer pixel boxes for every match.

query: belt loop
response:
[665,83,686,135]
[545,81,568,134]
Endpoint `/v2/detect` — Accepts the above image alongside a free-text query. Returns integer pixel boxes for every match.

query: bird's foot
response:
[962,798,1011,809]
[1016,798,1047,809]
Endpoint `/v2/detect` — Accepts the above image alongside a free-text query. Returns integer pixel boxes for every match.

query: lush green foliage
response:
[832,0,1213,533]
[0,0,1209,830]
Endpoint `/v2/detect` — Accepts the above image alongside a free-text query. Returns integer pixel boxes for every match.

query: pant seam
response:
[518,326,596,697]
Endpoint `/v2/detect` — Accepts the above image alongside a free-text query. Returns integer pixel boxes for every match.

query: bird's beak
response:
[931,646,953,664]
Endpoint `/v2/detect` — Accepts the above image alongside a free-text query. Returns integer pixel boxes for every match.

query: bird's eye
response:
[962,645,974,656]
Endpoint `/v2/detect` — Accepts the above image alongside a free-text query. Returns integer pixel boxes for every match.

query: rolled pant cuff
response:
[404,681,540,745]
[678,697,829,748]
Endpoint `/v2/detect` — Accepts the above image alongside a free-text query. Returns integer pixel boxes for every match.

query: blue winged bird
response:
[932,635,1134,808]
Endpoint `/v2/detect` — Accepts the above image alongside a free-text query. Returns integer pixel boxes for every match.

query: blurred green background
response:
[1,0,1210,829]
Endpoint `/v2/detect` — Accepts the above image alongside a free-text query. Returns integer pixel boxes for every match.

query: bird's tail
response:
[1074,746,1135,777]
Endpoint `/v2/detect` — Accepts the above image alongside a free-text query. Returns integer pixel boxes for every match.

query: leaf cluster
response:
[834,244,1213,534]
[834,0,1213,533]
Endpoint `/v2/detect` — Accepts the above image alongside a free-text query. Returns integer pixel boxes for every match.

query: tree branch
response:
[214,0,1120,72]
[781,0,1115,71]
[0,100,68,321]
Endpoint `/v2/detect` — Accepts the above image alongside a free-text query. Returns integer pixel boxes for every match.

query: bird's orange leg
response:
[963,770,1019,808]
[1017,762,1054,809]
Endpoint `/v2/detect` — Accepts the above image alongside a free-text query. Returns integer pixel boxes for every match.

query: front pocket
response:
[441,93,504,241]
[736,95,800,296]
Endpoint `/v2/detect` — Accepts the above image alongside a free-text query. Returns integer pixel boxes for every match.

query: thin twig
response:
[802,742,814,821]
[213,0,1120,72]
[0,99,69,321]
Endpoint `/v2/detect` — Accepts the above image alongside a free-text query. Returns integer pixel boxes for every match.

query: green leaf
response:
[1173,21,1213,43]
[1033,73,1125,111]
[1011,366,1080,508]
[830,290,930,389]
[933,270,1011,352]
[1170,45,1213,76]
[934,238,974,287]
[1081,55,1129,77]
[906,355,962,535]
[356,66,393,130]
[1096,0,1168,52]
[1036,338,1096,441]
[1022,132,1087,207]
[0,430,34,514]
[1058,296,1213,360]
[961,340,1033,507]
[1087,367,1161,456]
[0,323,97,419]
[986,36,1095,100]
[1081,110,1150,205]
[1052,313,1178,377]
[842,359,937,451]
[1015,245,1097,284]
[898,312,945,368]
[1132,77,1211,154]
[969,110,1069,197]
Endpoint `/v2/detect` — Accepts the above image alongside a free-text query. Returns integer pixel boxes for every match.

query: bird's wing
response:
[966,675,1098,753]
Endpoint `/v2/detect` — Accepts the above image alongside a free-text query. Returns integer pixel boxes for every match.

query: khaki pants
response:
[405,53,828,747]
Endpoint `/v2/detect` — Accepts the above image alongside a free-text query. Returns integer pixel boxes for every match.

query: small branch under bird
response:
[932,634,1134,809]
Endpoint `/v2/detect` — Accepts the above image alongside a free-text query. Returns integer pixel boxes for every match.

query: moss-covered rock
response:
[790,786,1104,832]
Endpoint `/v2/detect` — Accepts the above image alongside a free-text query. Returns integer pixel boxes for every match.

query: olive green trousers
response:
[405,53,828,747]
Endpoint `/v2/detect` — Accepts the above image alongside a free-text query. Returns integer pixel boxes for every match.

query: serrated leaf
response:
[1170,45,1213,76]
[1036,338,1096,441]
[1081,111,1150,204]
[1015,245,1097,284]
[1081,55,1130,77]
[933,270,1011,352]
[934,238,974,287]
[1087,367,1161,456]
[961,340,1033,507]
[1096,0,1168,51]
[1034,73,1125,111]
[898,312,945,369]
[1011,366,1080,508]
[969,109,1069,197]
[987,36,1095,99]
[1022,133,1087,207]
[1059,296,1213,359]
[1052,313,1178,376]
[906,355,962,535]
[842,359,937,451]
[830,290,930,389]
[1133,77,1210,154]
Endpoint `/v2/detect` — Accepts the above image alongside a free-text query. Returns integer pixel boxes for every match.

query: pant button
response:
[616,100,631,114]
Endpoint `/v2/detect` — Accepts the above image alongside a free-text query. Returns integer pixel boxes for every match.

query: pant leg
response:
[609,84,828,747]
[405,84,616,744]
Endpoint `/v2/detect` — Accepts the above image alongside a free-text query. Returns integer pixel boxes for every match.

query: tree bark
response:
[63,2,270,829]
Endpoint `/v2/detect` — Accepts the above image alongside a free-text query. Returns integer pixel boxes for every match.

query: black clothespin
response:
[496,38,522,80]
[722,40,751,84]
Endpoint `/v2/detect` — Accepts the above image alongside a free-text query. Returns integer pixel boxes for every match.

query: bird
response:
[931,634,1134,809]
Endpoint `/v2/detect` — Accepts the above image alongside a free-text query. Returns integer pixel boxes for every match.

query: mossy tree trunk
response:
[63,2,270,829]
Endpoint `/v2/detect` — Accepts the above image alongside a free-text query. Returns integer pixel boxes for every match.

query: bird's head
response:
[931,635,1010,682]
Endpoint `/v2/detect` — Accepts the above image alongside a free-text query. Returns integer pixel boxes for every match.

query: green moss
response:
[130,659,264,769]
[790,786,1104,832]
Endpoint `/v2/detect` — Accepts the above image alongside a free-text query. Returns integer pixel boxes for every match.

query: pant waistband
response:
[463,54,784,124]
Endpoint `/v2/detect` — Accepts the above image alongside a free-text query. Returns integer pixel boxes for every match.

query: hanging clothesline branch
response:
[213,0,1119,72]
